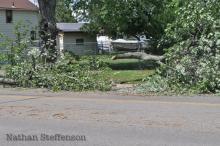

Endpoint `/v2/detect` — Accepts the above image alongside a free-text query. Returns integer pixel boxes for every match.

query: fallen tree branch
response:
[112,52,164,65]
[0,78,17,85]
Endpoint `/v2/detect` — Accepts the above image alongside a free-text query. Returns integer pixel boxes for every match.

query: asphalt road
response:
[0,88,219,146]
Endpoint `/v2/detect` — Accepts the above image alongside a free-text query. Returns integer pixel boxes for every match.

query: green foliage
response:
[7,58,111,91]
[56,0,76,22]
[73,0,172,40]
[86,56,108,70]
[0,53,8,64]
[161,0,220,47]
[162,34,220,92]
[79,55,158,70]
[1,23,111,92]
[134,74,169,94]
[107,59,157,70]
[0,22,35,65]
[106,70,154,84]
[140,0,220,94]
[162,0,220,93]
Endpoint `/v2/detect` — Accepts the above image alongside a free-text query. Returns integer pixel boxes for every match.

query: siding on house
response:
[57,23,98,55]
[0,10,39,41]
[63,32,97,44]
[62,32,98,55]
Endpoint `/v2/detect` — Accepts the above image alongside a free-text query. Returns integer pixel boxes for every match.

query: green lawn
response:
[102,57,156,83]
[105,70,155,84]
[80,55,156,84]
[106,59,158,70]
[0,55,156,85]
[81,55,158,70]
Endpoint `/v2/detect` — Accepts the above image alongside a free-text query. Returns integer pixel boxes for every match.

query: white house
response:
[0,0,39,43]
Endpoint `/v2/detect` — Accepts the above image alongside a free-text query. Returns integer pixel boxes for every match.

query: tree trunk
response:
[112,52,164,64]
[38,0,58,63]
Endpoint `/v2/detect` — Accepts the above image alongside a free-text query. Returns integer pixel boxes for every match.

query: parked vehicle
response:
[112,36,150,52]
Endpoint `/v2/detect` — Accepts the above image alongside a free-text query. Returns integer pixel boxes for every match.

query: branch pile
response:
[0,78,17,85]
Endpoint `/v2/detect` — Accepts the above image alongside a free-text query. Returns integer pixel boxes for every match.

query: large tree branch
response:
[112,52,165,65]
[0,78,17,85]
[112,52,164,61]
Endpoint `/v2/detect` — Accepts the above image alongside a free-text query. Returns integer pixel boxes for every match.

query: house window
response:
[76,39,84,45]
[30,31,36,40]
[6,10,13,23]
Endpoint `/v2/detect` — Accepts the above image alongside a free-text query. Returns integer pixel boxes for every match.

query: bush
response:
[3,23,111,92]
[0,53,8,65]
[162,32,220,93]
[159,0,220,93]
[137,1,220,94]
[134,74,169,94]
[6,56,111,91]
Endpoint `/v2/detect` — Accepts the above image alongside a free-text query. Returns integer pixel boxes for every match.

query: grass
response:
[80,55,156,84]
[0,54,156,85]
[100,57,156,83]
[81,55,158,70]
[105,70,155,84]
[106,59,158,70]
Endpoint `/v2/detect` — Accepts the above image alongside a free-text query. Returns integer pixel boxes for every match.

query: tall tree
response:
[56,0,76,22]
[72,0,175,54]
[38,0,58,63]
[72,0,171,39]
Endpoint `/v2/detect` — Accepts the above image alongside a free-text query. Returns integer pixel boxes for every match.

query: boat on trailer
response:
[111,38,149,51]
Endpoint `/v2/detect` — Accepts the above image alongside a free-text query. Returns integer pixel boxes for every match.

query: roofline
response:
[57,23,88,33]
[0,7,39,11]
[58,30,84,33]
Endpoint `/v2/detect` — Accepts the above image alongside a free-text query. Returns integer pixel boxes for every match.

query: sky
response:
[29,0,38,6]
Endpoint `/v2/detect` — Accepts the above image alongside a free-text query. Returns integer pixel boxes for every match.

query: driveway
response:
[0,88,219,146]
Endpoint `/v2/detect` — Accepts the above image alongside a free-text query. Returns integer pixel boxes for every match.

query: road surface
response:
[0,88,219,146]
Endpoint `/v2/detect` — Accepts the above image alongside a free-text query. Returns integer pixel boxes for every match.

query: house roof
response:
[57,23,86,32]
[0,0,38,11]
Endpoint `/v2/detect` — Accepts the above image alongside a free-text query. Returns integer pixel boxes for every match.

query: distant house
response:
[57,23,97,55]
[0,0,39,44]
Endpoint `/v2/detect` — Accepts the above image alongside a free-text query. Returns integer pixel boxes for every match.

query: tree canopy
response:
[56,0,76,23]
[37,0,220,93]
[72,0,173,40]
[158,0,220,93]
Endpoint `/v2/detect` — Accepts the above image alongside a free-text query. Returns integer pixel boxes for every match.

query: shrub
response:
[159,0,220,93]
[3,22,111,91]
[134,74,169,94]
[137,1,220,94]
[162,32,220,93]
[6,56,111,91]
